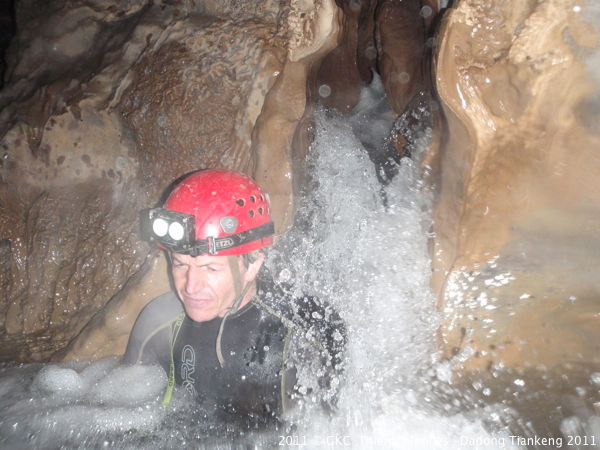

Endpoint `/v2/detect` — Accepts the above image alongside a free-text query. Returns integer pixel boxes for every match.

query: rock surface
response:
[431,0,600,370]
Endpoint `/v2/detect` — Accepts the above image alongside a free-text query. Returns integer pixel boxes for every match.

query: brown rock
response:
[431,0,600,371]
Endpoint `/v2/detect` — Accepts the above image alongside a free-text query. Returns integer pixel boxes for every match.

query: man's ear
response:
[243,252,265,283]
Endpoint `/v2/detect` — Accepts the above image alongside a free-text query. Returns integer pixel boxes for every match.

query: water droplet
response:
[278,268,291,282]
[318,84,331,98]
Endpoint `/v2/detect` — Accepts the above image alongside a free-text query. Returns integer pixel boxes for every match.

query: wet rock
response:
[315,0,378,113]
[376,0,431,116]
[430,0,600,370]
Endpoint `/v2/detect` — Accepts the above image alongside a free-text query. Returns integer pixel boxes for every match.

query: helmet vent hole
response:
[258,207,263,215]
[236,199,245,207]
[249,195,256,203]
[259,195,264,202]
[248,210,255,218]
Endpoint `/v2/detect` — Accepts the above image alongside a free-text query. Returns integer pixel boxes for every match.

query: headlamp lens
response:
[169,222,185,241]
[152,218,169,237]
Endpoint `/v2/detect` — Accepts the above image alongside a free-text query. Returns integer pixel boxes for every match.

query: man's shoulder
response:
[137,291,183,326]
[123,291,182,365]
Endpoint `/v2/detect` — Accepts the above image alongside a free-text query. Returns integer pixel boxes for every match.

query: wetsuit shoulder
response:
[122,291,183,366]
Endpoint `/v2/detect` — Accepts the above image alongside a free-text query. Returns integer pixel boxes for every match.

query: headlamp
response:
[140,208,196,253]
[140,207,275,256]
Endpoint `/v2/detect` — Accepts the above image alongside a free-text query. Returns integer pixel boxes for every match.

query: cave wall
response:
[431,0,600,370]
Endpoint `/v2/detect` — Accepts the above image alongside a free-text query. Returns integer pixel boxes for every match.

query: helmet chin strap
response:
[215,255,252,367]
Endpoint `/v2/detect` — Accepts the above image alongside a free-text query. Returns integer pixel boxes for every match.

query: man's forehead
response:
[171,253,230,266]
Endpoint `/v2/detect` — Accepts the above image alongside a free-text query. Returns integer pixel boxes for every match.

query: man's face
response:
[170,253,262,322]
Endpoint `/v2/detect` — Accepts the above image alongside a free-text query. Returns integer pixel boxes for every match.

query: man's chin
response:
[184,306,218,323]
[182,299,218,322]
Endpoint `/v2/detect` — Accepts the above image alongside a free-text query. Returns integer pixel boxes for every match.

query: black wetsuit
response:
[123,280,344,422]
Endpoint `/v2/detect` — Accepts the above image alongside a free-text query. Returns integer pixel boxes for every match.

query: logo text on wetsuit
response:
[181,344,196,395]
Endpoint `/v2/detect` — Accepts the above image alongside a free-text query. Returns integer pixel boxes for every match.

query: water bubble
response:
[398,72,410,84]
[278,268,291,282]
[420,6,433,18]
[318,84,332,98]
[435,361,453,383]
[426,37,436,48]
[33,365,86,395]
[332,330,343,342]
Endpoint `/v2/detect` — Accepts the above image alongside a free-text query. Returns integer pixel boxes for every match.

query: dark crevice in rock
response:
[0,0,16,90]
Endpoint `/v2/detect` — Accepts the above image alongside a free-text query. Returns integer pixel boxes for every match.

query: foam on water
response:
[0,357,172,449]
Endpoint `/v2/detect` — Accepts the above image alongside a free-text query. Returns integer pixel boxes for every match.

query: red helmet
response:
[142,170,274,256]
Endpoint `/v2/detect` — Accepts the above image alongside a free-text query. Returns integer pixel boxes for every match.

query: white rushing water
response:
[266,77,518,449]
[0,77,523,449]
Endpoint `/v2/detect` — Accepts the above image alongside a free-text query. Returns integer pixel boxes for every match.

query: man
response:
[123,169,343,424]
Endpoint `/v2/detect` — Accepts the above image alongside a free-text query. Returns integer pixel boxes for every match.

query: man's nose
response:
[184,266,205,294]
